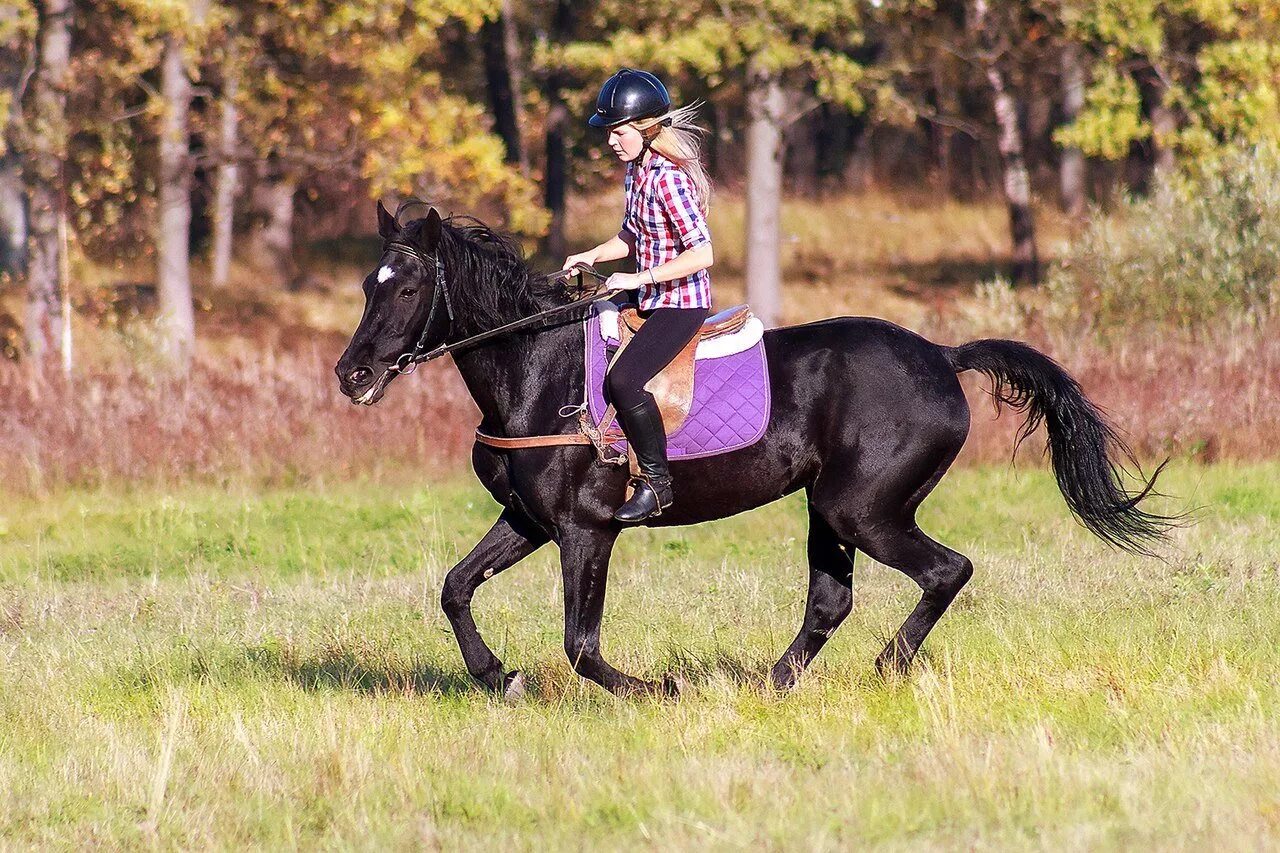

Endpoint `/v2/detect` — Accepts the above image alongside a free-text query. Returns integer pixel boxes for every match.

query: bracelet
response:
[648,269,657,285]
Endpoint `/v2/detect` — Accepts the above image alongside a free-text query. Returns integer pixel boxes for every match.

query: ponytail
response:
[634,102,712,214]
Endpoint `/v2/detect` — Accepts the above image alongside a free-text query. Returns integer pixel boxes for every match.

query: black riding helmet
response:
[588,68,671,129]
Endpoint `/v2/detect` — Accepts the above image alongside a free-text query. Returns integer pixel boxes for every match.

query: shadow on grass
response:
[182,642,486,697]
[280,649,478,697]
[662,646,772,689]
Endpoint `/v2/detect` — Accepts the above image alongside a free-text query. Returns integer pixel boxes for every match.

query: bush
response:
[1050,144,1280,331]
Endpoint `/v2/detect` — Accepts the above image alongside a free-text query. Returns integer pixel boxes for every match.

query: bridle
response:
[382,240,609,377]
[376,239,628,468]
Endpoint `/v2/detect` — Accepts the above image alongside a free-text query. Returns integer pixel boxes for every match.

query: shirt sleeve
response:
[655,169,711,249]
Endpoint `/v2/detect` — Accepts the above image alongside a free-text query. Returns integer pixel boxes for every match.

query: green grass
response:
[1,463,1278,848]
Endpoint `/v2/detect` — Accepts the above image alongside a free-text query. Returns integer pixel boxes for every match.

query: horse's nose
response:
[347,366,373,387]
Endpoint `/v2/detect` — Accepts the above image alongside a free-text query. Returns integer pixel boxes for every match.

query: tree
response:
[209,26,240,288]
[968,0,1039,283]
[542,0,574,261]
[1055,1,1280,177]
[23,0,72,365]
[155,0,208,369]
[480,0,526,172]
[0,4,32,279]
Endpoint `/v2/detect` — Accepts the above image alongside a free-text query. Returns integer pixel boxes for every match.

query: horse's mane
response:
[395,204,583,333]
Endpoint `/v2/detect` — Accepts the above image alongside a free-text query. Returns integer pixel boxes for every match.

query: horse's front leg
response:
[440,507,549,694]
[560,524,675,697]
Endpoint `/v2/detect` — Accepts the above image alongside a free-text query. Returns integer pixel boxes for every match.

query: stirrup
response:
[614,474,673,522]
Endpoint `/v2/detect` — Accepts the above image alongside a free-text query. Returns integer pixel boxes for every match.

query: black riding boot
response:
[613,398,674,523]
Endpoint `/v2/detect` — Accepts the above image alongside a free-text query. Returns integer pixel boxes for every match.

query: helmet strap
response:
[639,118,670,157]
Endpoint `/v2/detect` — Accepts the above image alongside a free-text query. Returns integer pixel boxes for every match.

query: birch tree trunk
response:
[248,165,297,287]
[0,152,24,278]
[210,48,239,288]
[1060,41,1087,218]
[0,3,28,279]
[24,0,71,365]
[971,0,1039,284]
[744,55,785,327]
[156,6,203,369]
[481,0,525,171]
[1149,76,1177,177]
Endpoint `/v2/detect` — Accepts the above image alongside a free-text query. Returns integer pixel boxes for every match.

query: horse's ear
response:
[423,207,442,252]
[376,200,397,241]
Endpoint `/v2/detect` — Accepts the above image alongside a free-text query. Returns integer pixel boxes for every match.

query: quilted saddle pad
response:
[583,303,771,460]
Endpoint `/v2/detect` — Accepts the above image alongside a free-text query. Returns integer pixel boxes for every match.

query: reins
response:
[383,241,609,377]
[379,242,628,466]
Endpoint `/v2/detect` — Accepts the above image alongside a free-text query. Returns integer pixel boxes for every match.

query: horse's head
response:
[335,201,449,405]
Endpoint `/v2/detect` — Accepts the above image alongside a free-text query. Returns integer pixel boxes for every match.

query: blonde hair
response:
[633,102,712,214]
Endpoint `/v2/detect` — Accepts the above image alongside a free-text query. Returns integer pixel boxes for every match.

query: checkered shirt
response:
[621,153,713,310]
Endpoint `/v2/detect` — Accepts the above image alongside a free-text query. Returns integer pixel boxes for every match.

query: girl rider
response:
[562,68,715,524]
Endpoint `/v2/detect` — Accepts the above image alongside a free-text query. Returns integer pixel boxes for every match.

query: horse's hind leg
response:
[858,522,973,677]
[770,503,854,690]
[813,429,972,677]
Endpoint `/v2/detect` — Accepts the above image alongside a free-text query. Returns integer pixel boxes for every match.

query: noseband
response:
[381,240,608,376]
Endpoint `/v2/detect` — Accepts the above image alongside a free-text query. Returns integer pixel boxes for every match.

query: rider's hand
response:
[604,272,642,292]
[561,251,599,273]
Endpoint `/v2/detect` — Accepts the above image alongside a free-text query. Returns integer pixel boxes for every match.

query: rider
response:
[563,68,715,524]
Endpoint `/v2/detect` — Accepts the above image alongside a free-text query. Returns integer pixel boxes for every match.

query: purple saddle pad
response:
[584,307,771,460]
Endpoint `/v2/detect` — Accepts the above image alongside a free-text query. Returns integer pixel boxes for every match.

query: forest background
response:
[1,0,1279,489]
[4,4,1280,845]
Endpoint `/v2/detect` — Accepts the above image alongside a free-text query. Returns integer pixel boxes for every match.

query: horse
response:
[335,202,1173,698]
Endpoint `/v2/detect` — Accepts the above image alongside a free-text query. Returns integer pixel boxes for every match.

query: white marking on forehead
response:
[377,265,394,283]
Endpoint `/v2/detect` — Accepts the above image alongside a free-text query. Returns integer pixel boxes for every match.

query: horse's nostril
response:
[348,367,373,386]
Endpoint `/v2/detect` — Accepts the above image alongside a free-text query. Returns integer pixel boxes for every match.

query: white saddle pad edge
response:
[592,300,764,359]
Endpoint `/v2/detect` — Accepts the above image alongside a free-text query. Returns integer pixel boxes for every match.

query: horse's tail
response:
[945,339,1176,555]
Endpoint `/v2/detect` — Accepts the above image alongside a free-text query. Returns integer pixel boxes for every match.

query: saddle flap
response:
[618,304,753,341]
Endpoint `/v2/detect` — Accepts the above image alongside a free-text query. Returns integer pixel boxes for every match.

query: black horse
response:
[336,203,1171,698]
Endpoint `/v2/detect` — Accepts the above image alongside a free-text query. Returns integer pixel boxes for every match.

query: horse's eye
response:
[399,288,418,300]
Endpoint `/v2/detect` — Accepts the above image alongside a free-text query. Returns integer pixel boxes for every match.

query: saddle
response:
[606,303,753,434]
[473,299,771,468]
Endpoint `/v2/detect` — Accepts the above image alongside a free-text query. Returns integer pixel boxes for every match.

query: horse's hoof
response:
[874,654,911,682]
[660,674,687,699]
[502,670,527,701]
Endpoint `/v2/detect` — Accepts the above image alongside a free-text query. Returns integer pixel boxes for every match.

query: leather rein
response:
[383,241,608,376]
[381,242,627,465]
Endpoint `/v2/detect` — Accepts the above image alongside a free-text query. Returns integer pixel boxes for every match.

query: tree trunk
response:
[1149,81,1177,177]
[971,0,1038,284]
[1060,41,1087,218]
[0,152,25,277]
[480,0,525,171]
[210,47,239,288]
[248,165,297,287]
[156,6,204,370]
[0,3,28,279]
[24,0,71,366]
[744,55,785,327]
[541,0,572,261]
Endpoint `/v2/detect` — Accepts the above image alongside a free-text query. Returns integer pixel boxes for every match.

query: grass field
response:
[2,462,1278,848]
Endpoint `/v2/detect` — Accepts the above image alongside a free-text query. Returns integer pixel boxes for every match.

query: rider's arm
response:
[646,169,713,283]
[646,242,714,284]
[562,231,633,271]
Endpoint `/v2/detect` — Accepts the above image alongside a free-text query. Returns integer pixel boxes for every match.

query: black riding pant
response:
[604,305,710,410]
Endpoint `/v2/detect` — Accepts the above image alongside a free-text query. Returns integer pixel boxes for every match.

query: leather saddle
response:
[606,303,753,435]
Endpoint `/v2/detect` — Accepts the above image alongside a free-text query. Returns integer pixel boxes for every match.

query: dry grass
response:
[0,465,1276,847]
[0,191,1274,494]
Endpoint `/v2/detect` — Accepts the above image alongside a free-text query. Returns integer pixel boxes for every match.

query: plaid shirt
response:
[621,153,713,310]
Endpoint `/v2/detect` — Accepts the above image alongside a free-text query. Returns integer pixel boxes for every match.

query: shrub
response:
[1050,144,1280,331]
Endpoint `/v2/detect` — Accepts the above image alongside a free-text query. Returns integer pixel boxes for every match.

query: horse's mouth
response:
[352,369,394,406]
